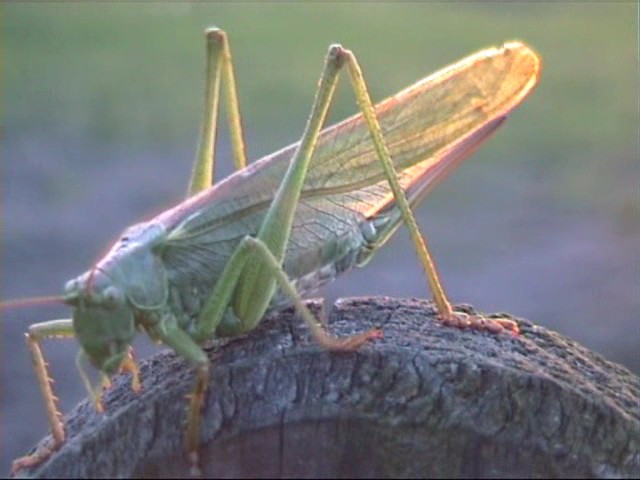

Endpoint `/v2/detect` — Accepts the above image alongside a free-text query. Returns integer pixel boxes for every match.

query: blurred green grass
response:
[4,3,637,211]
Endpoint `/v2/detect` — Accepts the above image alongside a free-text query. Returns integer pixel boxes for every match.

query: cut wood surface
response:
[12,297,640,479]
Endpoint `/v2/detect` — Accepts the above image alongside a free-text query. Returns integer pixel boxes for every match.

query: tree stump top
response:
[13,297,640,478]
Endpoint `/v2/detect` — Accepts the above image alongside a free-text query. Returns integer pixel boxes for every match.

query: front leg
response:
[11,320,74,473]
[12,320,143,474]
[148,318,210,476]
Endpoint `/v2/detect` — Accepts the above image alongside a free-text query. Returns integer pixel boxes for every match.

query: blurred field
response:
[2,3,638,473]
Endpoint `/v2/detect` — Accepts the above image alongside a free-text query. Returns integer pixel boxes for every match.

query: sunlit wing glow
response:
[162,42,540,277]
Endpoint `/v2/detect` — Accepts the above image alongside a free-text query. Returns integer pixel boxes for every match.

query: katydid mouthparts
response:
[5,28,540,475]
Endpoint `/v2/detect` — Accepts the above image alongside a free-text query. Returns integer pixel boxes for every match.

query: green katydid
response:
[7,28,540,474]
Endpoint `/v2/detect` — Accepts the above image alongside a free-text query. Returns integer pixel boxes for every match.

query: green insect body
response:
[9,29,540,475]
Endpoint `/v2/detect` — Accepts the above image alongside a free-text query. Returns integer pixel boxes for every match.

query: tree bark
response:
[12,298,640,479]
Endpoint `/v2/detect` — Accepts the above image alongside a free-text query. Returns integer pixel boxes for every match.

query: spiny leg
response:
[231,44,350,325]
[185,235,381,471]
[185,234,380,471]
[182,46,389,472]
[148,321,210,476]
[339,48,518,335]
[197,43,379,344]
[185,364,209,476]
[185,236,381,469]
[188,28,248,197]
[11,320,74,473]
[119,347,141,392]
[194,236,381,349]
[185,30,516,333]
[244,236,382,350]
[13,321,143,474]
[216,29,247,173]
[223,42,511,336]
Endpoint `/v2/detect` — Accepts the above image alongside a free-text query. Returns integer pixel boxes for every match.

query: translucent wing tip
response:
[501,40,539,58]
[458,40,541,119]
[502,40,541,71]
[408,40,541,111]
[498,40,542,95]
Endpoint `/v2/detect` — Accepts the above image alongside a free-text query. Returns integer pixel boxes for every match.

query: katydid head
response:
[64,268,136,375]
[63,222,169,376]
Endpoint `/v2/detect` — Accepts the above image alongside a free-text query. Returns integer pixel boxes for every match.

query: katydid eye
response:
[64,279,78,294]
[102,286,124,309]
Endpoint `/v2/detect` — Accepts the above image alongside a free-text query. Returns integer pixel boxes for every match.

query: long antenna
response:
[0,295,66,310]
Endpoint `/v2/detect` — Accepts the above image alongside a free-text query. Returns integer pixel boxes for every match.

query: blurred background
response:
[2,3,638,472]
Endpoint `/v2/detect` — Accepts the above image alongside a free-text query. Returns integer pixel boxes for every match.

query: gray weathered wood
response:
[12,297,640,478]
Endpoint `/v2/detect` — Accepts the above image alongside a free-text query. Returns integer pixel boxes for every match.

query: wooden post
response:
[13,298,640,478]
